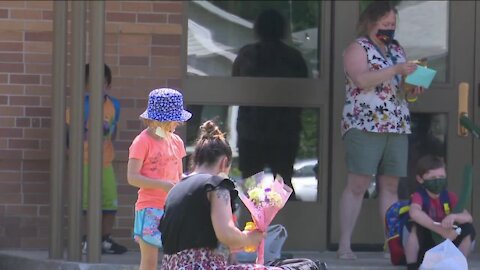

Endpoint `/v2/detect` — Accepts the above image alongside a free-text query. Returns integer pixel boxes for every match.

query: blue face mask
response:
[376,29,395,44]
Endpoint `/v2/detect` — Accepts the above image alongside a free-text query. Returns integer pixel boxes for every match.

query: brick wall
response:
[0,0,184,249]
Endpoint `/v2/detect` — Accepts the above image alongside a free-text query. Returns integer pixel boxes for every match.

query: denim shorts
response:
[133,208,164,248]
[343,128,408,177]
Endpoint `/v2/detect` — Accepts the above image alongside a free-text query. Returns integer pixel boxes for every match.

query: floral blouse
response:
[341,37,411,136]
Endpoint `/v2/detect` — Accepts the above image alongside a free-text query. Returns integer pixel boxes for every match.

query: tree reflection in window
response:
[187,1,320,77]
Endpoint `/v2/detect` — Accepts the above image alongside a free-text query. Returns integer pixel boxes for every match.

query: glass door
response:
[330,1,476,249]
[182,1,332,250]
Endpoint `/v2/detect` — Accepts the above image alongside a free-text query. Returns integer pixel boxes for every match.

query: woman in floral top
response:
[337,1,424,260]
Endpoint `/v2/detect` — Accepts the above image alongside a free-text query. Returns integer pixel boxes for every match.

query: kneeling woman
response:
[160,120,279,269]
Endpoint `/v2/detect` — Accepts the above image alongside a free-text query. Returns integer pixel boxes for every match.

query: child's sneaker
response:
[102,236,127,254]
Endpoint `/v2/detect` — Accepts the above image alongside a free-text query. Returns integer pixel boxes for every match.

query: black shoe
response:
[102,236,127,254]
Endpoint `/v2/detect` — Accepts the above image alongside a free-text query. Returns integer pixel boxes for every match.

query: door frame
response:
[329,0,360,250]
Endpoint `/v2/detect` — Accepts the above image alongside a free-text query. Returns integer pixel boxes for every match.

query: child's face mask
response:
[422,178,447,194]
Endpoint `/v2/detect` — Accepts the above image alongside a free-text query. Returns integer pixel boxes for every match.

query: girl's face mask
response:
[421,178,447,194]
[375,29,395,44]
[155,127,168,138]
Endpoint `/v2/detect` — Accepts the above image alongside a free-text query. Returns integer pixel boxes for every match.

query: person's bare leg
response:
[405,226,419,264]
[458,235,472,257]
[338,173,371,259]
[100,211,127,254]
[138,239,158,270]
[102,212,115,237]
[378,175,399,229]
[378,174,399,258]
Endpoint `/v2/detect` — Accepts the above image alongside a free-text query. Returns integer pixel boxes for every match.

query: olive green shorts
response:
[343,128,408,177]
[83,165,118,212]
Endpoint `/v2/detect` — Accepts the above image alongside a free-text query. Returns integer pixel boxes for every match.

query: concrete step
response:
[1,250,480,270]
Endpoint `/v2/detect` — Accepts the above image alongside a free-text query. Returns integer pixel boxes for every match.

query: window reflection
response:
[187,1,319,77]
[396,1,449,83]
[185,105,319,202]
[232,9,309,79]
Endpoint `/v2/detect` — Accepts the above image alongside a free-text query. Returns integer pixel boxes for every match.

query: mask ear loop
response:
[155,126,168,138]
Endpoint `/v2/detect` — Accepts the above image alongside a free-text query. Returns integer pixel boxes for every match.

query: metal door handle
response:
[458,82,469,136]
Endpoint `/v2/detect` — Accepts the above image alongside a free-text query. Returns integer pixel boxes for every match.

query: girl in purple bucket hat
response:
[127,88,191,270]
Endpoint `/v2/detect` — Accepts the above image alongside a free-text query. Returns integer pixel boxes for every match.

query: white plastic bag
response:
[236,224,288,263]
[420,239,468,270]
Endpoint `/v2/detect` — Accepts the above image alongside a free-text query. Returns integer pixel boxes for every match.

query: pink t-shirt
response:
[411,191,458,222]
[129,129,186,211]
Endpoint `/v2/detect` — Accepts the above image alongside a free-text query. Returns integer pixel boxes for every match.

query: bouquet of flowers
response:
[237,171,292,265]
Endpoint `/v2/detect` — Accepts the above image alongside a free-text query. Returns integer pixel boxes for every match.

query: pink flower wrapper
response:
[237,172,292,265]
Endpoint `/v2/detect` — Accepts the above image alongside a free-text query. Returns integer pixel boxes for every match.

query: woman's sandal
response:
[337,251,357,260]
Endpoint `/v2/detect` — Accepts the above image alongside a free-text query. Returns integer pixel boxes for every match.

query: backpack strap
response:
[106,95,120,135]
[107,95,121,124]
[417,187,431,213]
[417,187,451,215]
[397,201,411,241]
[439,189,451,215]
[83,94,120,134]
[84,95,90,132]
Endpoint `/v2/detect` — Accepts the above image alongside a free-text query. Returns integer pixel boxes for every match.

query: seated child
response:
[404,155,476,270]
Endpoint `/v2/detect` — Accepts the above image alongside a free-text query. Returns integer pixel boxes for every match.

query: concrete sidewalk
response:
[1,249,479,269]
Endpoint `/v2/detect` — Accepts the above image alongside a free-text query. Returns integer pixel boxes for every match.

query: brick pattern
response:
[0,1,184,249]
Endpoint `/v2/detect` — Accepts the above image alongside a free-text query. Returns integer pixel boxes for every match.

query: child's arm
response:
[409,203,458,240]
[442,209,473,228]
[127,158,175,192]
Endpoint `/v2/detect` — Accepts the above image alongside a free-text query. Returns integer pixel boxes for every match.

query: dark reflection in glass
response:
[232,9,308,79]
[399,113,447,199]
[185,105,319,202]
[187,1,319,77]
[230,9,309,201]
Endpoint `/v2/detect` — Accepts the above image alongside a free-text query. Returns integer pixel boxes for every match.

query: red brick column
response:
[0,0,184,249]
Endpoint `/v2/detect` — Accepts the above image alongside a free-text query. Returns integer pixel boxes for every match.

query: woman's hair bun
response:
[199,120,224,140]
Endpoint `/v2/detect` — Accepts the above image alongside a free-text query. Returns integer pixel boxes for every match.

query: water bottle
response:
[244,221,257,252]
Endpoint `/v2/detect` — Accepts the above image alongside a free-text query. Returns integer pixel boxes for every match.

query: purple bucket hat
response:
[140,88,192,122]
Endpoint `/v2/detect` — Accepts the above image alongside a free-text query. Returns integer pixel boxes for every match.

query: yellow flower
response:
[248,187,265,204]
[268,192,282,207]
